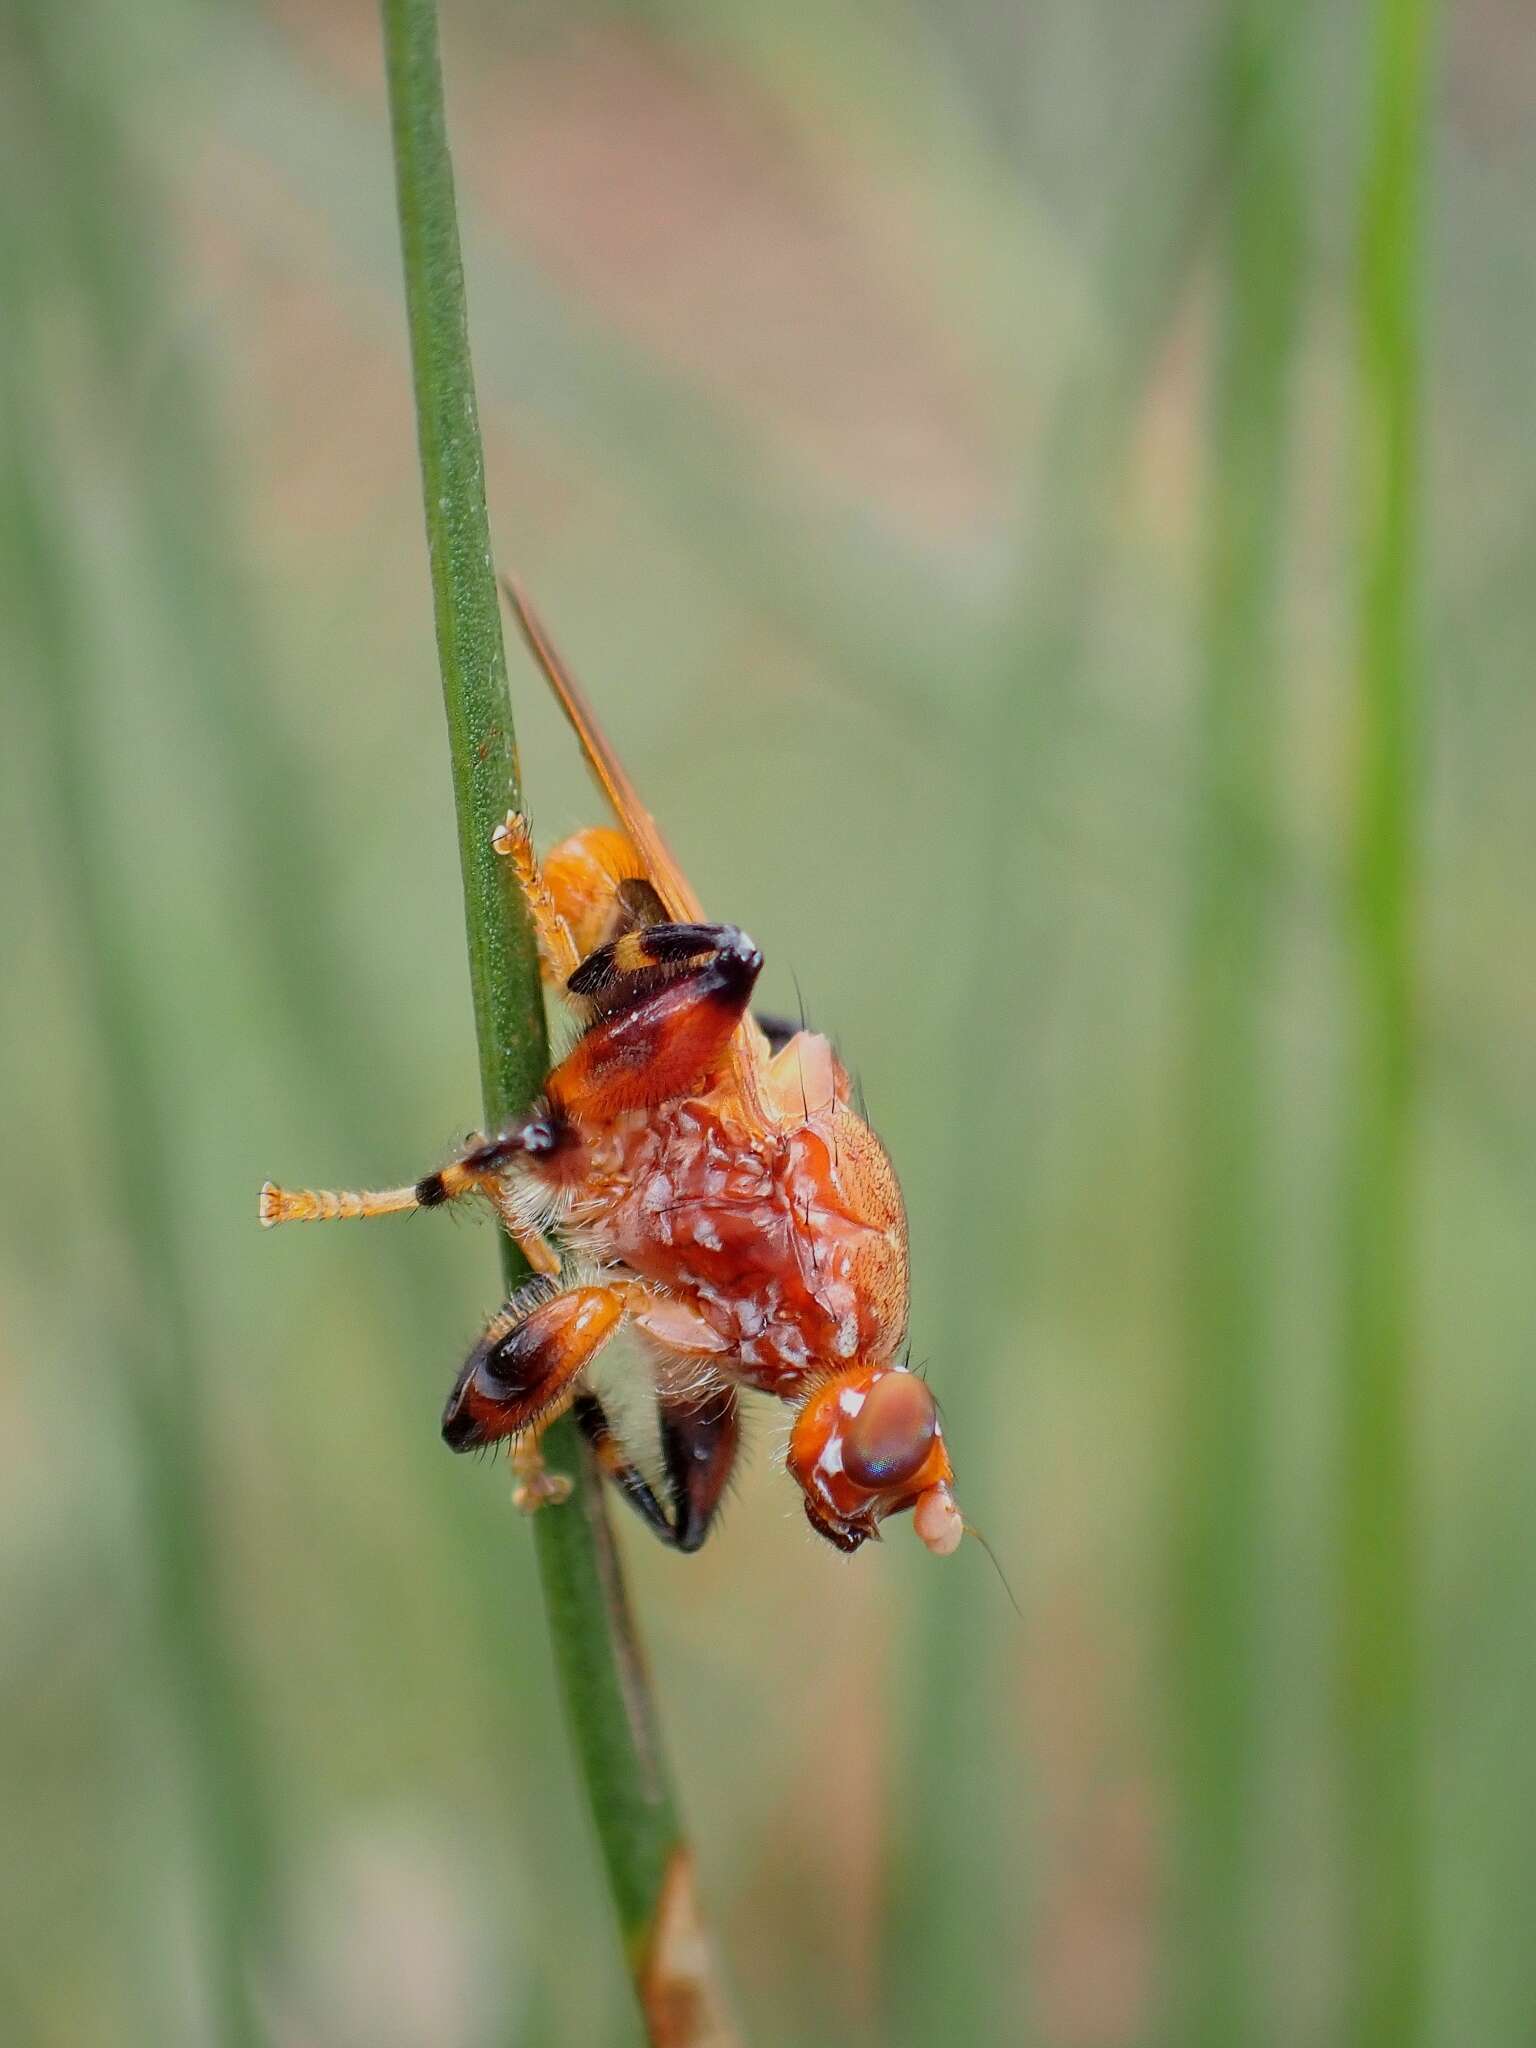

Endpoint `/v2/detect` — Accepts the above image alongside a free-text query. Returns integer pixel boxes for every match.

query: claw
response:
[509,1433,574,1515]
[512,1469,574,1514]
[491,809,528,859]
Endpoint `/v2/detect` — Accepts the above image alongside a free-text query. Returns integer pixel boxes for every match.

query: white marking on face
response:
[817,1436,844,1479]
[838,1387,866,1419]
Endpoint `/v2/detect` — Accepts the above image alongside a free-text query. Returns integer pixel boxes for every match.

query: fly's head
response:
[788,1364,962,1557]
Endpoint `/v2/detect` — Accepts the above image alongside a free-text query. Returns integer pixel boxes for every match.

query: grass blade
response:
[1172,7,1305,2040]
[377,2,736,2036]
[5,331,273,2048]
[1341,0,1436,2040]
[883,26,1237,2039]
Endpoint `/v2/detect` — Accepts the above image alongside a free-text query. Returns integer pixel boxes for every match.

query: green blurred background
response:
[3,0,1530,2042]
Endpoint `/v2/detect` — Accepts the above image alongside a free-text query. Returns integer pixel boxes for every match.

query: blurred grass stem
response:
[884,27,1236,2040]
[1174,6,1303,2040]
[7,356,272,2048]
[1341,0,1436,2040]
[3,12,281,2036]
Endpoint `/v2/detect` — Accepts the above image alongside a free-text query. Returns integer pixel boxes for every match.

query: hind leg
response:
[574,1380,741,1553]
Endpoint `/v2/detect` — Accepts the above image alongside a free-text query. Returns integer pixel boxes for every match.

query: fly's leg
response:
[573,1381,741,1554]
[259,1119,562,1276]
[493,816,662,984]
[263,842,747,1211]
[574,1293,739,1552]
[442,1280,630,1490]
[546,923,762,1120]
[492,811,582,983]
[446,1276,740,1538]
[507,1428,574,1514]
[263,915,763,1268]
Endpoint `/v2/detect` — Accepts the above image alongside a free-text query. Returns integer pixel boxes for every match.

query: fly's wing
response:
[503,576,770,1111]
[503,578,705,923]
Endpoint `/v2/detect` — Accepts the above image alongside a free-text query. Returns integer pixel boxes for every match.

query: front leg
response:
[442,1278,630,1453]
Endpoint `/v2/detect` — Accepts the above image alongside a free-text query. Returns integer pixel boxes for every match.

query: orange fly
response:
[260,584,963,1559]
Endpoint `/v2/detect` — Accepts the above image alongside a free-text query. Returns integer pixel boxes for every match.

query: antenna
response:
[964,1521,1023,1620]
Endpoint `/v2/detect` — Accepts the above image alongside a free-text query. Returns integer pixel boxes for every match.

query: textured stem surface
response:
[379,3,735,2034]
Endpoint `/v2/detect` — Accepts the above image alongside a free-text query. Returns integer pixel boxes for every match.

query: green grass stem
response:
[1174,7,1304,2041]
[377,2,735,2036]
[1341,0,1436,2040]
[6,323,273,2048]
[3,15,280,2037]
[884,29,1238,2041]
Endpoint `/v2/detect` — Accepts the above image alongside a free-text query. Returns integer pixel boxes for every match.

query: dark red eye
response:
[843,1372,937,1490]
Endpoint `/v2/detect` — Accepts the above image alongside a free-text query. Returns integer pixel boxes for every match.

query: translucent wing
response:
[503,578,706,923]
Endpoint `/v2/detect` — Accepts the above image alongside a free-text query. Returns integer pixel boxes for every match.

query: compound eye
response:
[842,1372,938,1491]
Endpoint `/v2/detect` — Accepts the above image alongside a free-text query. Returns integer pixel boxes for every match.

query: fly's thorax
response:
[539,1078,912,1401]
